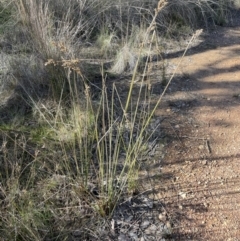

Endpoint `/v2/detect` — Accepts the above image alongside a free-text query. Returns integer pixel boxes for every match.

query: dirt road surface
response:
[155,16,240,240]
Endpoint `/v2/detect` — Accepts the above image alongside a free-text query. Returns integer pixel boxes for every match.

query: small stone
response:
[204,202,209,208]
[198,145,204,150]
[145,224,157,234]
[125,215,133,222]
[179,191,187,199]
[158,212,167,221]
[166,221,172,229]
[141,220,150,229]
[175,176,179,181]
[202,160,207,165]
[129,231,138,240]
[143,197,153,208]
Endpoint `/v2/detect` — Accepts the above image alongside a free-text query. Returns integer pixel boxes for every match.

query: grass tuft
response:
[0,0,233,239]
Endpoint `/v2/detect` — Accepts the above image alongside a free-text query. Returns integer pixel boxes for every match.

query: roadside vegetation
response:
[0,0,236,240]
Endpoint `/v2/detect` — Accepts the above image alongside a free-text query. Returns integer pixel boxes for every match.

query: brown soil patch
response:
[154,22,240,240]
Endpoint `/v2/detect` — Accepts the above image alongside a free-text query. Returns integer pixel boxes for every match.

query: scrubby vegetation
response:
[0,0,235,240]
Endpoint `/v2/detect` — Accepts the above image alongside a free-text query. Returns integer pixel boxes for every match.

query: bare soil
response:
[153,16,240,240]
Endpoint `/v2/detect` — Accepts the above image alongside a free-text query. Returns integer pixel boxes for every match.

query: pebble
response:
[158,212,167,221]
[198,145,204,150]
[179,191,187,199]
[145,224,157,234]
[166,221,172,229]
[202,159,207,165]
[141,220,151,229]
[129,231,138,240]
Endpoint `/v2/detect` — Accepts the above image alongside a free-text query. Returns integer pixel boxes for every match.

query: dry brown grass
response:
[0,0,234,240]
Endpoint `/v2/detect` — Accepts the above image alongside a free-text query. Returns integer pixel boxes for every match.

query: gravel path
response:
[154,12,240,240]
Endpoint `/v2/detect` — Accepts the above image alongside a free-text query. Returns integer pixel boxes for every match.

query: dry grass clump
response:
[0,2,168,239]
[2,0,233,77]
[156,0,232,37]
[0,0,234,240]
[96,28,118,58]
[110,44,137,74]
